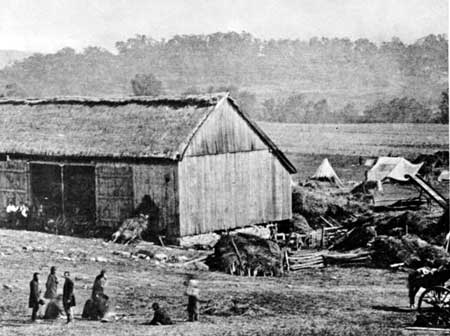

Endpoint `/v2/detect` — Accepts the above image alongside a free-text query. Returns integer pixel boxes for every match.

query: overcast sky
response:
[0,0,448,53]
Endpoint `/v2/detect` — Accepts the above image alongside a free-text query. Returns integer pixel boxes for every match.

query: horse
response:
[408,263,450,308]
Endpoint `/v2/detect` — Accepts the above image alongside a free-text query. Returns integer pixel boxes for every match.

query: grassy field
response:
[258,123,449,181]
[0,229,414,336]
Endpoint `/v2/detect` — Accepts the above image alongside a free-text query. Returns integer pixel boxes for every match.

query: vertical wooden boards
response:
[178,150,292,236]
[95,164,134,228]
[132,162,179,237]
[0,160,30,221]
[184,100,266,156]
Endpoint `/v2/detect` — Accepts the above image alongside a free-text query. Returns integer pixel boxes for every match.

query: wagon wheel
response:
[417,286,450,327]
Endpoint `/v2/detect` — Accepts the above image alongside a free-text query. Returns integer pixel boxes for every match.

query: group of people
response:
[28,267,107,324]
[29,267,76,323]
[28,268,202,326]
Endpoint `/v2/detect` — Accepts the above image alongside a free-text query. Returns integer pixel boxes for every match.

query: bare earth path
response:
[0,229,415,336]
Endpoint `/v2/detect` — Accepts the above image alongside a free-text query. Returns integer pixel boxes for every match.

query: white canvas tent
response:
[311,158,344,187]
[367,157,423,182]
[438,170,450,182]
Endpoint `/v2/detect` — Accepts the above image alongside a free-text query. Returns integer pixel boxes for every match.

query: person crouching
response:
[148,302,173,325]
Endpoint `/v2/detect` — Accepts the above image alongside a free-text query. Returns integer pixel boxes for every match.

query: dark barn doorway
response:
[30,163,95,234]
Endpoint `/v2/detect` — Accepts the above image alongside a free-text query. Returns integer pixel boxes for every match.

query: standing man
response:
[63,271,76,323]
[92,269,107,300]
[29,272,41,322]
[44,266,58,300]
[185,277,200,322]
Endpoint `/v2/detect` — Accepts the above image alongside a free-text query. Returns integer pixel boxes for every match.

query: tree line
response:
[0,32,448,123]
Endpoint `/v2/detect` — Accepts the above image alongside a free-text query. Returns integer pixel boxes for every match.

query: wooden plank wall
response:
[0,160,30,221]
[132,163,179,237]
[184,99,266,156]
[178,150,292,236]
[95,163,134,228]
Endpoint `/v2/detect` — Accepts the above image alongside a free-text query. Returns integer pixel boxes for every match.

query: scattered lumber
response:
[181,255,209,266]
[389,262,405,269]
[287,251,325,271]
[290,260,324,270]
[323,252,372,266]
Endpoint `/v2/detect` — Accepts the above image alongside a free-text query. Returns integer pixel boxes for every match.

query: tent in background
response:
[311,158,344,187]
[438,170,450,182]
[367,157,423,182]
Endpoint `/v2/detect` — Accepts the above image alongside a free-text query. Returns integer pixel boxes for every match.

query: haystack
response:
[292,185,367,228]
[310,158,344,187]
[207,233,283,276]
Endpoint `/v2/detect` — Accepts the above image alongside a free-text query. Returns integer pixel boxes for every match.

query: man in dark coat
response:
[29,272,42,321]
[148,302,173,325]
[63,271,76,323]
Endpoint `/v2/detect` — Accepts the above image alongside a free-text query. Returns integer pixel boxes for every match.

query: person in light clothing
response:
[185,277,200,322]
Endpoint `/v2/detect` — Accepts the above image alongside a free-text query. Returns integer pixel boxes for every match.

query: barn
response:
[0,93,296,240]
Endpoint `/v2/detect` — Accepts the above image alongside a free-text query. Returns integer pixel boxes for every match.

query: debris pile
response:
[370,234,450,268]
[413,150,449,175]
[206,233,283,276]
[330,209,447,252]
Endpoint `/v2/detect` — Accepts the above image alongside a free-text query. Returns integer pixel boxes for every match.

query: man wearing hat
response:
[44,266,58,300]
[29,272,42,321]
[63,271,76,323]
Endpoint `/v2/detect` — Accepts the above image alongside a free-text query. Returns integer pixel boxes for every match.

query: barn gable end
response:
[183,98,266,156]
[178,97,293,236]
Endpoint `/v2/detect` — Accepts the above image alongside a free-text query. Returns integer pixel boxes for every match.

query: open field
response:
[259,123,449,181]
[0,229,415,336]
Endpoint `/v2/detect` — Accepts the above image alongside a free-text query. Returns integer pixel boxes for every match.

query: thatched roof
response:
[0,94,222,160]
[0,93,296,173]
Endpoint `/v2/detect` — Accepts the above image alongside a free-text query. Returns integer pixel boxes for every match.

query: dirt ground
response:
[0,228,417,336]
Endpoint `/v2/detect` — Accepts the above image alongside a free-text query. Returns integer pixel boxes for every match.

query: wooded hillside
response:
[0,32,447,123]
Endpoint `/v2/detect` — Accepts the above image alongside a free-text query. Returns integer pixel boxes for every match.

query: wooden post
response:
[59,164,65,234]
[230,237,243,274]
[284,250,290,273]
[320,225,324,250]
